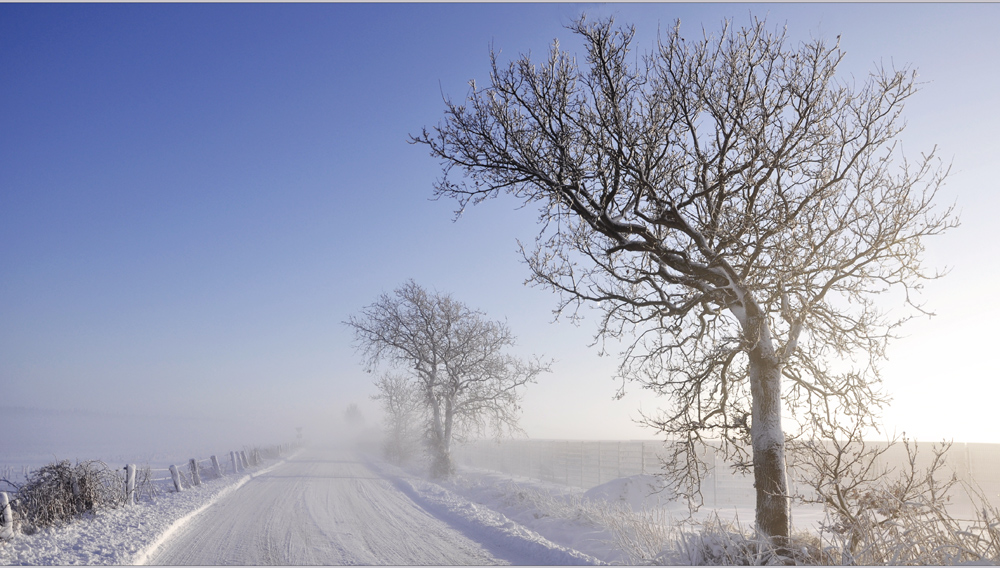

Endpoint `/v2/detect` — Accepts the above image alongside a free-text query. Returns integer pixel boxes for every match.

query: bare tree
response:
[413,16,956,539]
[372,373,425,464]
[347,280,549,477]
[344,403,366,429]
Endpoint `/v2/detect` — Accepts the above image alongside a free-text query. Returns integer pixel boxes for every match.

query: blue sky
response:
[2,3,999,454]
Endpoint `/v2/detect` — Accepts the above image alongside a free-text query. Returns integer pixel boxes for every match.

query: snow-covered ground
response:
[415,464,829,565]
[0,445,606,565]
[0,443,831,565]
[0,453,288,565]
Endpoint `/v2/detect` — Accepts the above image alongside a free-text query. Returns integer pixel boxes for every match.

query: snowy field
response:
[0,442,839,565]
[417,464,830,564]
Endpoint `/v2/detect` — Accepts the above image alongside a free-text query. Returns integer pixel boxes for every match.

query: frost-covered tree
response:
[348,280,549,477]
[371,373,425,464]
[413,16,956,539]
[344,403,365,429]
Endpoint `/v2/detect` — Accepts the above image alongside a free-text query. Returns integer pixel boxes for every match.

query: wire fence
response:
[0,442,297,541]
[453,439,1000,511]
[454,440,665,489]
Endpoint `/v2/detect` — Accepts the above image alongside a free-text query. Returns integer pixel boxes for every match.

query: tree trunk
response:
[440,397,455,476]
[747,318,791,541]
[429,399,451,478]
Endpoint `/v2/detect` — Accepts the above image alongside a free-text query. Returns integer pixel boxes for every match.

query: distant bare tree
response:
[348,280,549,477]
[344,403,366,429]
[414,15,956,539]
[371,373,425,464]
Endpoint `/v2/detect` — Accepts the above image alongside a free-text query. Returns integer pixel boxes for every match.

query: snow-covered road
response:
[143,446,505,565]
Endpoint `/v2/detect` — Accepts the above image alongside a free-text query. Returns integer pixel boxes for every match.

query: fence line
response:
[0,442,298,542]
[452,439,1000,510]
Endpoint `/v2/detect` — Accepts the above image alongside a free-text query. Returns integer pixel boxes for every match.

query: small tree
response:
[344,403,366,429]
[414,16,956,538]
[347,280,549,477]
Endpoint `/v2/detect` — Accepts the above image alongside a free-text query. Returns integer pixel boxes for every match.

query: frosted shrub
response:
[656,513,827,566]
[132,465,160,503]
[814,486,1000,565]
[10,460,126,533]
[598,504,675,564]
[787,428,1000,565]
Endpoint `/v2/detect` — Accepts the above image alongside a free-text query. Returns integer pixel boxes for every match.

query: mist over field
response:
[0,403,373,466]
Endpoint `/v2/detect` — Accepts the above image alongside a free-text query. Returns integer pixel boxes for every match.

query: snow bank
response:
[441,467,627,563]
[582,474,675,510]
[434,466,826,564]
[367,459,606,565]
[0,454,292,566]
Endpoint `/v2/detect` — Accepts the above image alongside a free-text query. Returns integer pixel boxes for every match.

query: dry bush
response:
[598,503,675,564]
[10,460,126,533]
[132,465,160,503]
[601,507,828,566]
[258,445,283,460]
[813,482,1000,565]
[656,513,819,566]
[787,419,1000,565]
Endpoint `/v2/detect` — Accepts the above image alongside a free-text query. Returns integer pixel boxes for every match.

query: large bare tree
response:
[413,16,956,539]
[347,280,548,477]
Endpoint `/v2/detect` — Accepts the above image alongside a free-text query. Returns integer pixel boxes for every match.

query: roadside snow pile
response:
[438,467,689,564]
[368,460,606,565]
[0,456,289,566]
[437,466,832,565]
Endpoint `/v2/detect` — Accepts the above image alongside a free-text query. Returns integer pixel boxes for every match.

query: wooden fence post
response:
[641,441,646,474]
[713,449,719,508]
[1,492,12,541]
[240,451,249,469]
[168,465,183,492]
[966,443,973,484]
[231,451,241,473]
[528,442,533,479]
[210,455,222,478]
[125,464,136,505]
[565,441,569,485]
[597,442,602,486]
[189,459,201,486]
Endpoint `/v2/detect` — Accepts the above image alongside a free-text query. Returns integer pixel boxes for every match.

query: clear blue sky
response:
[2,3,999,455]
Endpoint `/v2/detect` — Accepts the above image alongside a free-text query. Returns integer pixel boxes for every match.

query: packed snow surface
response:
[144,447,506,565]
